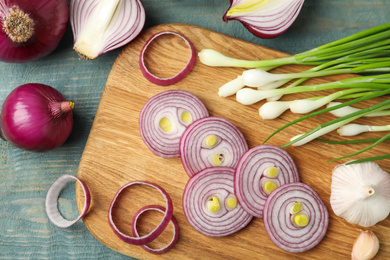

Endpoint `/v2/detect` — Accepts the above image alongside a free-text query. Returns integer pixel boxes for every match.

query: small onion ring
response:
[108,181,173,246]
[45,175,91,228]
[180,116,248,177]
[183,167,253,237]
[139,90,209,158]
[139,31,196,86]
[132,205,179,254]
[234,145,299,218]
[263,182,329,253]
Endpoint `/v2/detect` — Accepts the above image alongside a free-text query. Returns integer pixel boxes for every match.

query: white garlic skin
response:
[330,161,390,227]
[351,230,379,260]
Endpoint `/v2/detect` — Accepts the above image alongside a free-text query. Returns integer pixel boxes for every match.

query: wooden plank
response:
[76,23,390,259]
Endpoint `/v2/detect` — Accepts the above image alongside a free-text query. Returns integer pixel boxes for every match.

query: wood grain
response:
[76,23,390,259]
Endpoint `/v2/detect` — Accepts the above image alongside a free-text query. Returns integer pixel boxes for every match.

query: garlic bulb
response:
[351,231,380,260]
[330,161,390,227]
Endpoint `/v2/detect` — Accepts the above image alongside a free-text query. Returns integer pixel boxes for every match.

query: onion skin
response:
[0,0,69,63]
[0,83,74,152]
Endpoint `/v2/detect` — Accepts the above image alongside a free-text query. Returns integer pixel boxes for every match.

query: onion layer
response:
[235,145,300,218]
[139,90,209,158]
[140,31,197,86]
[108,181,173,246]
[132,205,179,254]
[45,175,91,228]
[263,182,328,253]
[180,116,248,177]
[183,167,253,237]
[223,0,305,39]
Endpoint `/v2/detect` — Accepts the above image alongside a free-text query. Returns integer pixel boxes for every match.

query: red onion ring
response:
[234,145,300,218]
[139,31,196,86]
[108,181,173,246]
[45,175,91,228]
[139,90,209,158]
[132,205,179,254]
[180,116,248,177]
[263,182,329,253]
[183,167,253,237]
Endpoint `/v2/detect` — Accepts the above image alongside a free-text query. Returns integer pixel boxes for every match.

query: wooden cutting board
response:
[76,23,390,259]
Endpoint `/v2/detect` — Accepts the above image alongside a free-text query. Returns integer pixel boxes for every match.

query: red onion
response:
[263,182,329,253]
[0,0,68,63]
[132,205,179,254]
[234,145,300,218]
[183,167,253,237]
[108,181,174,246]
[45,175,91,228]
[70,0,145,59]
[223,0,305,39]
[0,83,74,152]
[139,31,196,86]
[139,90,209,158]
[180,116,248,177]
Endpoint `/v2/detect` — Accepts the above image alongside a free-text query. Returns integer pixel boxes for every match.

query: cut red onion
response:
[139,31,196,86]
[183,167,253,237]
[223,0,305,39]
[70,0,145,59]
[132,205,179,254]
[234,145,300,218]
[139,90,209,158]
[263,182,329,253]
[180,116,248,177]
[108,181,173,246]
[45,175,91,228]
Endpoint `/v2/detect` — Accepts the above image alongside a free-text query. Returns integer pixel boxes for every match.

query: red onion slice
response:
[180,116,248,177]
[183,167,253,237]
[132,205,179,254]
[139,90,209,158]
[234,145,300,218]
[139,31,196,86]
[263,182,329,253]
[45,175,91,228]
[108,181,173,246]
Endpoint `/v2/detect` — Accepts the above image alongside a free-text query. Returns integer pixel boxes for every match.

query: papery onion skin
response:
[0,83,74,152]
[140,31,196,86]
[182,167,253,237]
[139,90,209,158]
[0,0,68,63]
[180,116,248,177]
[234,145,300,218]
[223,0,305,39]
[132,205,179,254]
[263,182,329,253]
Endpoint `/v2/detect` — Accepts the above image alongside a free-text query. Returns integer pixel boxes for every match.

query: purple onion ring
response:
[45,175,91,228]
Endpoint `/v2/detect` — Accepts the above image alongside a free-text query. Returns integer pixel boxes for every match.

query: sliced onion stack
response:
[263,182,329,253]
[139,90,209,158]
[182,167,253,237]
[180,116,248,177]
[234,145,299,218]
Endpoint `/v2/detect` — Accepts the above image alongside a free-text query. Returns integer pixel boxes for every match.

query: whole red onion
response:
[0,83,74,152]
[0,0,68,63]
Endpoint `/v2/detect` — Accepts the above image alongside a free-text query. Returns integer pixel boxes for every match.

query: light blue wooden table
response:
[1,0,389,259]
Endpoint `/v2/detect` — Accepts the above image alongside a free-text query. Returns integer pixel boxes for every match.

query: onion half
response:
[45,175,91,228]
[223,0,305,39]
[139,90,209,158]
[180,116,248,177]
[263,182,328,253]
[140,31,196,86]
[132,205,179,254]
[234,145,300,218]
[108,181,174,246]
[182,167,253,237]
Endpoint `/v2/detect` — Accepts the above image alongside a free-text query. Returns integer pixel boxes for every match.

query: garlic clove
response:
[351,230,379,260]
